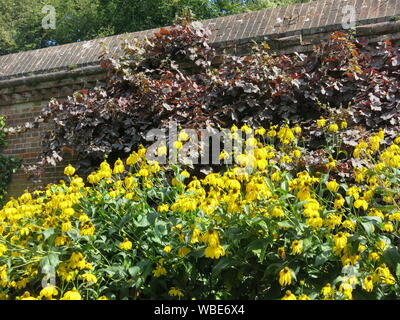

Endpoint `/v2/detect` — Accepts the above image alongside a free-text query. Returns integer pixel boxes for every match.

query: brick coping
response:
[0,0,399,82]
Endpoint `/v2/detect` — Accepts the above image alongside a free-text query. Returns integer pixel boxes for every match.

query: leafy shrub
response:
[0,116,21,206]
[8,23,400,176]
[1,119,400,300]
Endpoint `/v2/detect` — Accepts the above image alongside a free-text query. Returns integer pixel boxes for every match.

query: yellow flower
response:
[321,283,334,296]
[163,245,172,253]
[334,232,348,249]
[271,206,285,218]
[329,123,339,132]
[326,180,340,192]
[80,273,98,284]
[291,240,303,255]
[64,164,76,176]
[127,152,140,166]
[152,265,167,277]
[293,125,302,134]
[281,290,296,300]
[277,126,295,144]
[354,198,368,210]
[173,140,183,150]
[61,289,82,300]
[169,287,184,297]
[279,267,293,286]
[180,170,190,178]
[255,127,266,136]
[61,221,73,232]
[278,247,286,260]
[113,158,125,174]
[119,238,133,250]
[157,144,168,156]
[317,117,327,128]
[178,246,191,257]
[97,296,109,300]
[178,130,190,142]
[292,149,301,158]
[39,285,58,299]
[362,275,373,292]
[382,223,394,232]
[0,244,7,257]
[157,204,169,213]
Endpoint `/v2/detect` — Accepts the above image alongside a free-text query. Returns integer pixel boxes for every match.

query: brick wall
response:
[0,0,400,199]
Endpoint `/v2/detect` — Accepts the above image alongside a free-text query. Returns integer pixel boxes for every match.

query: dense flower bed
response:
[0,119,400,300]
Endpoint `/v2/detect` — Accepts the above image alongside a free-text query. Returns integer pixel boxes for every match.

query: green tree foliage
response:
[0,0,310,55]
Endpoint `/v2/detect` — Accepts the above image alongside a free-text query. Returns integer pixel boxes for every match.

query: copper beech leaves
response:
[8,24,400,176]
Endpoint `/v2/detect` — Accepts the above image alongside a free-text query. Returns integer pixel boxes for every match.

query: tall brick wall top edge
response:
[0,0,399,82]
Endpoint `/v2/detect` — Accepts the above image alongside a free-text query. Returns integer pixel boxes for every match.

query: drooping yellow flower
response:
[329,123,339,132]
[317,117,327,128]
[157,204,169,213]
[277,126,295,144]
[334,194,345,209]
[321,283,334,297]
[119,238,133,250]
[113,158,125,174]
[168,287,184,297]
[354,198,368,211]
[334,232,348,249]
[278,247,286,260]
[382,223,394,232]
[362,275,374,292]
[39,285,58,299]
[204,245,225,259]
[291,240,303,255]
[64,164,76,176]
[173,140,183,150]
[178,246,191,257]
[281,290,296,300]
[126,152,140,166]
[61,289,82,300]
[152,265,167,277]
[326,180,340,192]
[279,267,293,287]
[80,273,98,284]
[178,130,190,142]
[157,144,168,156]
[163,245,172,253]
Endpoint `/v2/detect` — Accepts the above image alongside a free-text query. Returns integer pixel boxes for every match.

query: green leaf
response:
[383,247,400,269]
[128,266,141,278]
[42,228,54,240]
[212,257,234,276]
[154,220,168,237]
[360,221,374,235]
[135,214,150,228]
[396,263,400,279]
[277,220,293,229]
[247,239,268,261]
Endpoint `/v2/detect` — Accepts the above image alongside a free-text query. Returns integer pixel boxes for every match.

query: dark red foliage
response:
[14,23,400,174]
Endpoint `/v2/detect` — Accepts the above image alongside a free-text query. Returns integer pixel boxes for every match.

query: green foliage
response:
[0,116,21,205]
[0,0,311,55]
[1,123,400,300]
